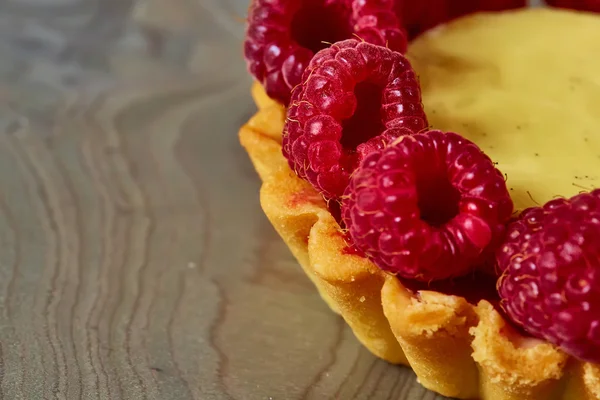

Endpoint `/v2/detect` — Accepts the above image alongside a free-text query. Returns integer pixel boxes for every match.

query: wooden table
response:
[0,0,448,398]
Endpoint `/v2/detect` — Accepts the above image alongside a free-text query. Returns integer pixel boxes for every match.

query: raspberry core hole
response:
[291,1,352,54]
[416,173,461,227]
[340,82,385,151]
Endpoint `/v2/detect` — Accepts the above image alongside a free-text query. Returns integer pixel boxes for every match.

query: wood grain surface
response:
[0,0,449,398]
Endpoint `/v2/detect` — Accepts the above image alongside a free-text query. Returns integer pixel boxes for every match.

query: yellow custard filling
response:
[407,8,600,212]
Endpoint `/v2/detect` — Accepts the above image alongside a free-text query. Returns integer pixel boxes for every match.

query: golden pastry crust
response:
[470,302,567,399]
[381,277,480,398]
[239,7,600,400]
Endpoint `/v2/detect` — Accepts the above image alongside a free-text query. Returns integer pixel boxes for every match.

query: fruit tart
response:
[239,1,600,399]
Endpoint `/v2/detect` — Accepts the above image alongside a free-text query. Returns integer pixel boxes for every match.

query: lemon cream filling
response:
[408,8,600,212]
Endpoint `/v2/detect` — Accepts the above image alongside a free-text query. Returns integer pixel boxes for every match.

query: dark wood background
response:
[0,0,451,398]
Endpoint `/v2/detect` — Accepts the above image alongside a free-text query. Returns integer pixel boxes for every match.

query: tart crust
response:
[240,7,600,400]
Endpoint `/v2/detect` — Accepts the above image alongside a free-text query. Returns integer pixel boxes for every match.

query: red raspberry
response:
[497,190,600,363]
[394,0,526,39]
[282,39,428,199]
[341,130,513,281]
[244,0,407,105]
[546,0,600,12]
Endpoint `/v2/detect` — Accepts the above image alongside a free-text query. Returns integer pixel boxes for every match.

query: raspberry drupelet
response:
[282,39,428,199]
[497,190,600,363]
[244,0,407,105]
[341,130,514,282]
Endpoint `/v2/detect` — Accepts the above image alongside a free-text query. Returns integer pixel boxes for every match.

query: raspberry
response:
[394,0,526,39]
[244,0,407,105]
[282,40,428,199]
[497,190,600,363]
[545,0,600,12]
[341,130,513,281]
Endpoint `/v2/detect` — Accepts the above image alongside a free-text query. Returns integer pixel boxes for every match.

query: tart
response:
[239,3,600,400]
